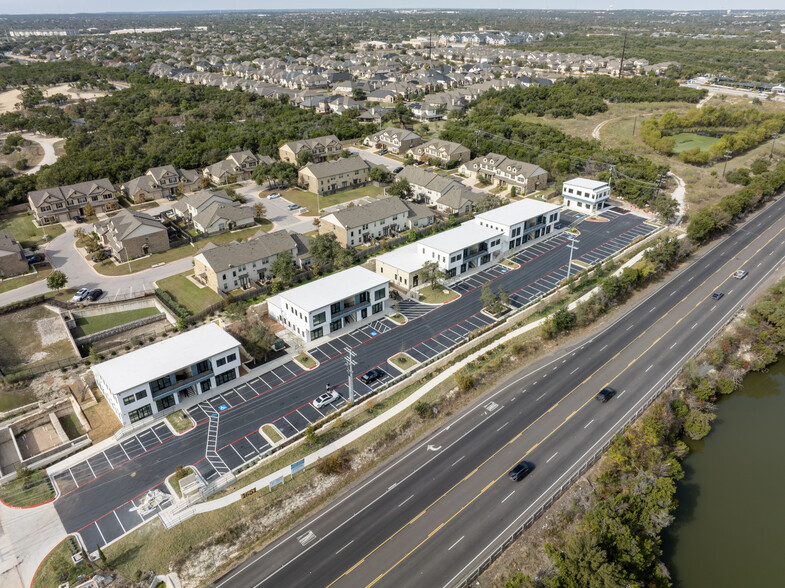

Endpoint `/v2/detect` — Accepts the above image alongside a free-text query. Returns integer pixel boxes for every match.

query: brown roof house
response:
[121,166,201,203]
[279,135,342,164]
[0,232,29,278]
[203,151,273,184]
[28,179,118,224]
[93,209,169,262]
[298,157,371,196]
[364,127,423,154]
[407,139,471,166]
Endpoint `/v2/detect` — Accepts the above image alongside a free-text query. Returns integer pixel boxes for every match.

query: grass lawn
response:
[156,271,222,315]
[500,258,520,270]
[167,410,194,434]
[130,201,160,211]
[417,284,459,304]
[295,353,317,369]
[71,307,160,338]
[0,262,52,294]
[31,536,94,588]
[390,352,417,371]
[168,467,194,498]
[388,313,406,325]
[0,389,36,412]
[0,211,64,248]
[278,185,384,216]
[59,413,85,439]
[83,389,121,443]
[0,468,55,507]
[261,424,282,444]
[671,132,720,153]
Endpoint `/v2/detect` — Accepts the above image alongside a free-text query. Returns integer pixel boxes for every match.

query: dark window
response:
[123,394,136,406]
[330,302,341,314]
[330,319,342,332]
[216,357,227,367]
[135,390,147,401]
[374,287,386,301]
[128,405,153,423]
[225,353,237,363]
[313,311,326,326]
[311,327,324,340]
[215,369,237,386]
[200,379,212,393]
[195,359,211,374]
[372,302,383,314]
[150,377,171,393]
[156,395,176,411]
[358,291,369,303]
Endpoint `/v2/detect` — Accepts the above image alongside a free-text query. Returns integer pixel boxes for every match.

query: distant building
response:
[460,153,548,194]
[407,139,471,166]
[279,135,343,164]
[364,127,423,154]
[561,178,610,214]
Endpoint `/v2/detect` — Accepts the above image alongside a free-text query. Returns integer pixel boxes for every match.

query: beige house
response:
[93,209,169,262]
[172,190,233,221]
[319,197,434,248]
[407,139,471,166]
[298,157,371,196]
[193,202,256,235]
[397,167,484,214]
[459,153,548,195]
[364,127,423,154]
[121,166,201,203]
[0,232,29,278]
[28,179,119,224]
[194,229,310,293]
[279,135,342,164]
[203,151,272,184]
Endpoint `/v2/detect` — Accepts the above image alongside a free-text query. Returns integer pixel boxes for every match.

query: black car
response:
[392,166,404,173]
[360,368,385,384]
[72,215,84,223]
[166,194,177,201]
[26,254,44,263]
[711,291,724,301]
[508,460,534,481]
[87,288,104,301]
[596,387,616,403]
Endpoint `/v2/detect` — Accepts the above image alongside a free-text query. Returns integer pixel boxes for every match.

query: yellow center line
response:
[326,223,785,588]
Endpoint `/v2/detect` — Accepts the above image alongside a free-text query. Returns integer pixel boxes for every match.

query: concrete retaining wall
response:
[71,296,176,325]
[74,313,166,346]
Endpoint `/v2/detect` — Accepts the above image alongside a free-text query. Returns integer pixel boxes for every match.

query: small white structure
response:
[561,178,611,214]
[473,199,561,251]
[91,323,242,425]
[267,266,389,343]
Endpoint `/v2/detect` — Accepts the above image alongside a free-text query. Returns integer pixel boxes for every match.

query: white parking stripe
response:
[114,510,126,532]
[93,521,107,545]
[85,460,96,478]
[230,444,244,460]
[298,409,312,424]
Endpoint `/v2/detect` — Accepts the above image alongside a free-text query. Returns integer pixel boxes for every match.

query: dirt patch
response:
[82,389,121,443]
[16,422,64,459]
[36,316,67,346]
[0,89,21,113]
[0,305,77,373]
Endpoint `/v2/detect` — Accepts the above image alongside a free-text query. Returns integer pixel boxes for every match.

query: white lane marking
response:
[93,521,107,545]
[649,307,657,313]
[688,276,694,282]
[691,322,698,329]
[670,341,678,349]
[670,290,677,296]
[645,365,653,373]
[626,324,634,331]
[297,530,316,547]
[584,419,594,429]
[497,421,509,432]
[600,345,607,352]
[448,536,465,551]
[620,389,626,397]
[336,540,354,555]
[570,367,580,375]
[451,456,465,467]
[536,393,546,401]
[113,509,126,532]
[501,491,515,504]
[398,495,414,508]
[728,289,733,294]
[711,305,717,311]
[757,262,762,267]
[546,452,558,463]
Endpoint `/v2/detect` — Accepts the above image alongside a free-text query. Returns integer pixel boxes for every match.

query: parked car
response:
[312,390,340,409]
[378,148,388,155]
[87,288,104,302]
[267,192,281,200]
[72,215,84,224]
[392,166,404,173]
[71,288,90,302]
[508,460,534,481]
[360,368,385,385]
[26,254,44,263]
[711,291,724,301]
[166,194,176,201]
[287,203,300,210]
[595,387,616,403]
[733,270,748,280]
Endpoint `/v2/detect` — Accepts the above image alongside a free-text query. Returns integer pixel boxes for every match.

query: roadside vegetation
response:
[0,467,54,507]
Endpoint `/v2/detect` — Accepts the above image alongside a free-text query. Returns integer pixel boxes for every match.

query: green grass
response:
[71,307,160,338]
[261,424,283,444]
[390,352,417,371]
[0,262,52,294]
[389,313,406,325]
[295,353,317,369]
[671,132,720,154]
[31,536,94,588]
[58,413,84,439]
[130,201,160,211]
[276,185,384,216]
[0,389,36,411]
[156,271,222,315]
[0,469,55,507]
[417,285,459,304]
[169,467,194,498]
[167,410,194,434]
[0,211,64,248]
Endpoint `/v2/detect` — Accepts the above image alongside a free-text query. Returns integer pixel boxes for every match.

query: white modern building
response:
[561,178,611,214]
[267,266,389,343]
[473,199,561,251]
[91,323,242,426]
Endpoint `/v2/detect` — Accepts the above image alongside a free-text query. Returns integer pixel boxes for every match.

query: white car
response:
[267,192,281,200]
[312,390,340,409]
[71,288,90,302]
[733,270,748,279]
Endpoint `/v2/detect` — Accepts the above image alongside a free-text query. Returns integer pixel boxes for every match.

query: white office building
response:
[473,199,561,251]
[91,323,242,426]
[561,178,611,214]
[267,266,389,343]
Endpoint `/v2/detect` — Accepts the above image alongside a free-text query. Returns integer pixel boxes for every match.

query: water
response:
[662,361,785,586]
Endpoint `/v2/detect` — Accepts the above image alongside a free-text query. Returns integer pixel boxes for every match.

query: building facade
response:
[28,179,119,224]
[298,157,371,196]
[364,127,423,154]
[473,199,561,252]
[0,233,29,278]
[407,139,471,166]
[561,178,611,214]
[279,135,343,164]
[93,209,169,262]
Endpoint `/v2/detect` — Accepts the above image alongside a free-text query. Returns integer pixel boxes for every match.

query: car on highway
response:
[733,270,748,280]
[87,288,104,302]
[596,387,616,403]
[71,288,90,302]
[287,203,300,210]
[711,291,724,300]
[508,460,534,481]
[312,390,340,409]
[360,368,385,384]
[267,192,281,200]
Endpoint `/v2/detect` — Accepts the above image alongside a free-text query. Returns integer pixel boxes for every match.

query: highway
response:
[211,193,785,588]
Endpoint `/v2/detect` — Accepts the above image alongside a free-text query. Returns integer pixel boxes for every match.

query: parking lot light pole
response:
[345,347,357,404]
[566,233,579,279]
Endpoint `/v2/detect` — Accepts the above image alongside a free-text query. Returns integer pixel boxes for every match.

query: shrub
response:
[316,450,351,475]
[413,400,434,419]
[455,370,475,392]
[155,288,191,318]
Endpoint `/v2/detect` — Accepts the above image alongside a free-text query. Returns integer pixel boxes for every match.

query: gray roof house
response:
[192,202,256,235]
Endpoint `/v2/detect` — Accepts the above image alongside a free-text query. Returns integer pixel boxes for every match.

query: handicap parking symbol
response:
[501,269,508,273]
[370,331,378,336]
[218,404,228,411]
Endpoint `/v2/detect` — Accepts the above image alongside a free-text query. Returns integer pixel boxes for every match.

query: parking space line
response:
[113,510,126,533]
[93,521,107,545]
[297,409,313,424]
[282,416,297,433]
[230,444,244,461]
[149,427,162,444]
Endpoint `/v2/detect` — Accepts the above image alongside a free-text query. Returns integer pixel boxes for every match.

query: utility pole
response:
[618,33,627,79]
[771,133,779,159]
[722,149,733,178]
[345,347,357,404]
[632,116,637,136]
[566,233,579,278]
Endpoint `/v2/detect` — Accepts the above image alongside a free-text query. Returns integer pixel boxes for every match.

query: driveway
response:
[346,147,402,171]
[236,181,315,234]
[22,133,62,175]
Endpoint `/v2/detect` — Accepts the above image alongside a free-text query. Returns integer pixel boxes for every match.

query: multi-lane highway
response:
[211,194,785,588]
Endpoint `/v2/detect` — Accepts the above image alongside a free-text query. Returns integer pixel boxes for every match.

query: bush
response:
[316,450,351,475]
[413,400,434,419]
[155,288,191,318]
[455,370,475,392]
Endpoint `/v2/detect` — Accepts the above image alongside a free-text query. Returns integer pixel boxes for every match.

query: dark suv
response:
[596,387,616,403]
[360,368,385,384]
[508,461,534,481]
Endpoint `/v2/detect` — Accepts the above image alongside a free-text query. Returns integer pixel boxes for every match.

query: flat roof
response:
[91,322,240,395]
[419,223,502,255]
[474,199,561,226]
[564,177,609,191]
[375,243,424,273]
[274,266,388,313]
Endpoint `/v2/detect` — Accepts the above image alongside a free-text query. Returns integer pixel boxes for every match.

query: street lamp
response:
[566,233,579,279]
[771,133,779,159]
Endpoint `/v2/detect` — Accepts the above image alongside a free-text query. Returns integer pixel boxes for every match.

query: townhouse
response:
[28,179,119,225]
[407,139,471,166]
[279,135,343,165]
[364,127,423,154]
[93,209,170,262]
[298,157,371,196]
[203,151,272,184]
[459,153,548,194]
[396,167,483,214]
[121,165,201,203]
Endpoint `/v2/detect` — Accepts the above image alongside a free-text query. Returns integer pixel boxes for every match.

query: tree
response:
[46,270,67,291]
[369,167,391,183]
[310,232,340,265]
[20,87,44,109]
[498,285,510,307]
[244,321,277,361]
[351,87,366,101]
[402,154,415,166]
[407,228,417,243]
[650,195,679,223]
[420,260,442,289]
[480,282,497,309]
[552,307,577,332]
[14,158,27,171]
[475,193,505,213]
[270,250,295,285]
[83,204,94,217]
[254,202,267,218]
[96,544,108,568]
[335,247,357,269]
[296,150,314,167]
[387,178,413,199]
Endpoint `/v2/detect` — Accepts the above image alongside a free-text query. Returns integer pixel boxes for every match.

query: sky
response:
[0,2,784,16]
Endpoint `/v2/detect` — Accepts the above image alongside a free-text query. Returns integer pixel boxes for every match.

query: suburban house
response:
[203,151,272,184]
[194,229,310,293]
[0,233,29,278]
[298,157,371,196]
[278,135,343,164]
[267,266,389,343]
[121,166,201,203]
[407,139,471,166]
[92,323,242,425]
[460,153,548,194]
[364,127,423,154]
[473,199,561,252]
[561,178,611,214]
[27,179,119,225]
[397,167,484,214]
[318,197,434,247]
[192,202,256,235]
[172,189,233,221]
[93,209,170,262]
